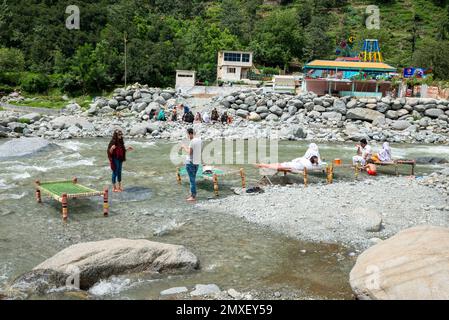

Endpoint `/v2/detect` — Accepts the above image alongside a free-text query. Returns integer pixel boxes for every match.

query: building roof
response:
[304,60,396,72]
[218,50,253,54]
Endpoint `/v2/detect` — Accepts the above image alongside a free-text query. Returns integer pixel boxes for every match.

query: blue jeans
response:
[112,158,123,184]
[186,163,199,197]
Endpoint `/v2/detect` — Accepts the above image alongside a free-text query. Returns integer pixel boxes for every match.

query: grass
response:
[8,94,97,110]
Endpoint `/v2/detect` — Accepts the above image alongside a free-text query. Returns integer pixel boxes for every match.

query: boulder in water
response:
[0,137,51,158]
[350,226,449,300]
[33,238,200,289]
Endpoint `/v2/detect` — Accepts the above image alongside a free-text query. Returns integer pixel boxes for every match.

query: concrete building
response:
[217,51,253,83]
[175,70,196,88]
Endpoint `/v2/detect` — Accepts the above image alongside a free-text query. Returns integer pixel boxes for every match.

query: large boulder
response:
[129,123,150,136]
[350,226,449,300]
[19,113,41,123]
[0,137,50,158]
[33,238,200,290]
[51,116,94,131]
[346,108,385,123]
[269,105,283,116]
[332,99,347,114]
[391,120,411,131]
[424,108,444,119]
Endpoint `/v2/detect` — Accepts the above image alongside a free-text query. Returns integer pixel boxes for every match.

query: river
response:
[0,138,446,299]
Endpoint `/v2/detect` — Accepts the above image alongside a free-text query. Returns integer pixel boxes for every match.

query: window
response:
[227,67,236,74]
[224,52,242,62]
[242,53,250,63]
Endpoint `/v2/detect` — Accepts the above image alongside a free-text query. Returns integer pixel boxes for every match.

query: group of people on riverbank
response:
[106,129,393,200]
[149,105,233,125]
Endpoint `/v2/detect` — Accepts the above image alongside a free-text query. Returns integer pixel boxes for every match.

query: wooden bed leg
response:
[213,174,219,196]
[355,165,359,179]
[72,177,78,184]
[240,168,246,189]
[176,167,182,185]
[303,168,308,187]
[62,193,68,222]
[395,164,399,176]
[103,187,109,217]
[35,180,42,203]
[327,165,333,184]
[412,163,415,176]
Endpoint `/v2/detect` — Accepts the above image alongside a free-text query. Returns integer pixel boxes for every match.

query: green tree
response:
[250,8,304,69]
[0,47,25,72]
[413,38,449,80]
[303,16,333,61]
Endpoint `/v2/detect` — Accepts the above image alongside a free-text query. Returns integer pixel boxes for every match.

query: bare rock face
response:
[350,226,449,300]
[33,238,200,289]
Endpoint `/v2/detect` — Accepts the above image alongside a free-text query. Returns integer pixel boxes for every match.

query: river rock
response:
[269,106,283,116]
[19,113,41,123]
[333,99,347,114]
[349,226,449,300]
[63,103,82,114]
[0,137,50,158]
[265,114,279,121]
[160,287,188,296]
[248,112,261,122]
[391,120,411,131]
[190,284,221,297]
[346,108,384,123]
[424,108,444,119]
[7,122,26,133]
[7,269,69,299]
[236,109,249,118]
[33,238,200,290]
[129,123,149,136]
[350,207,383,232]
[322,111,342,121]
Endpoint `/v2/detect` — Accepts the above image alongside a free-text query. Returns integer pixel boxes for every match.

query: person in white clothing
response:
[304,143,322,164]
[376,142,392,162]
[182,128,202,202]
[352,139,372,166]
[257,156,319,172]
[202,111,211,124]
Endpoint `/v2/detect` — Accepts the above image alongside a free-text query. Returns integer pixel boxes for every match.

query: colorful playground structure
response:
[35,177,109,222]
[360,39,383,63]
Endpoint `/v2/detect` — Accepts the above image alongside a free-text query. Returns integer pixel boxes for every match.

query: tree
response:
[0,47,25,72]
[250,8,304,69]
[413,38,449,80]
[303,16,333,61]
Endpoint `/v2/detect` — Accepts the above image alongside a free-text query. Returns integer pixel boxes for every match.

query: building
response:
[272,75,296,94]
[303,60,396,97]
[217,51,253,83]
[175,70,196,88]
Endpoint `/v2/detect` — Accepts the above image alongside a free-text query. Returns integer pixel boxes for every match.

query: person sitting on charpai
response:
[257,156,319,172]
[353,139,372,166]
[371,142,392,163]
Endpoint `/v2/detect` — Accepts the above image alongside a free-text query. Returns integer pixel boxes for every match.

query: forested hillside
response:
[0,0,448,94]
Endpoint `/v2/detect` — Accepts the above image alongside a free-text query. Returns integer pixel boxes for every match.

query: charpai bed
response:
[176,165,246,196]
[35,177,109,222]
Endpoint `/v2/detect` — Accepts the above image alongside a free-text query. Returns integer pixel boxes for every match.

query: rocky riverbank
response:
[198,176,449,251]
[1,85,449,144]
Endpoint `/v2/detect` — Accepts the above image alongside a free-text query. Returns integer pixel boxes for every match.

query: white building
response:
[175,70,196,88]
[217,51,253,83]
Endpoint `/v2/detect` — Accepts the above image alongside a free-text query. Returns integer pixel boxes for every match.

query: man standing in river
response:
[182,128,202,202]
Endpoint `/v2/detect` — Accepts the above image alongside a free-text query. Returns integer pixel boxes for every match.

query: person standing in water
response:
[182,128,202,202]
[107,130,134,192]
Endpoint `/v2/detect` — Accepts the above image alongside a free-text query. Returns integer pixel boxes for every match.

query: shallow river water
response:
[0,138,446,299]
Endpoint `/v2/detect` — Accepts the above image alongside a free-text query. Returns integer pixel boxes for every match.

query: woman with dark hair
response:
[107,130,134,192]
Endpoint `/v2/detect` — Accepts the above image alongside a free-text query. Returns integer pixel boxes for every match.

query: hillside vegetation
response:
[0,0,448,94]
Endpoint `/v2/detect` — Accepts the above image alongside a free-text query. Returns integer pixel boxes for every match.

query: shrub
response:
[0,72,22,86]
[20,73,50,93]
[0,48,25,72]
